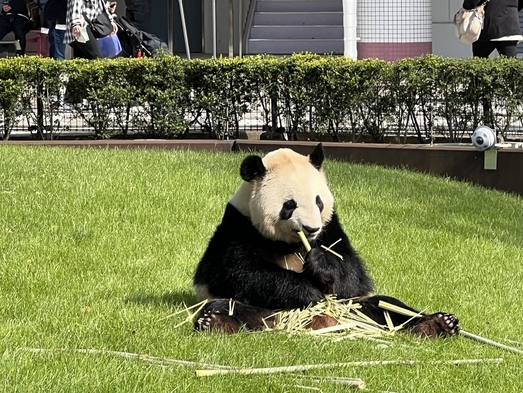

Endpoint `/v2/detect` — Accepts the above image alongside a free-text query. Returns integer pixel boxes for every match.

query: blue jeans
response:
[48,28,66,60]
[0,14,32,55]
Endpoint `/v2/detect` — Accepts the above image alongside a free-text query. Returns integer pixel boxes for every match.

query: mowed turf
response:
[0,145,522,393]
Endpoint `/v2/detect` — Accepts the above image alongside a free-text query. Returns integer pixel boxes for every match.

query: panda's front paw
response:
[412,312,459,338]
[303,247,333,283]
[195,309,241,334]
[304,247,326,269]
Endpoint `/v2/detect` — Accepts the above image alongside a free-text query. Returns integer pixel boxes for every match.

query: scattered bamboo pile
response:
[266,295,403,339]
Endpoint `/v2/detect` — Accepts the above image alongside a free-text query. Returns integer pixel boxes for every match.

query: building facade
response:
[139,0,513,59]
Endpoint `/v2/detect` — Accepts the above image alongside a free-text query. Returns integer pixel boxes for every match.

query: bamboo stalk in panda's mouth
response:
[297,231,312,252]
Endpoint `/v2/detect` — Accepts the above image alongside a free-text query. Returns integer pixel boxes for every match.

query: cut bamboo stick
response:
[228,299,235,316]
[383,310,396,332]
[458,330,523,355]
[172,299,208,329]
[294,375,365,388]
[21,347,232,369]
[293,376,365,389]
[378,300,523,356]
[297,231,312,252]
[320,245,344,260]
[195,358,503,377]
[321,238,344,259]
[378,301,423,318]
[158,299,208,321]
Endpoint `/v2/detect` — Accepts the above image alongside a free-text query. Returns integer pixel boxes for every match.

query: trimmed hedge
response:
[1,53,523,141]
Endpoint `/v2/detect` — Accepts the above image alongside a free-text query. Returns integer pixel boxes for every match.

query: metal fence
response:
[4,98,523,142]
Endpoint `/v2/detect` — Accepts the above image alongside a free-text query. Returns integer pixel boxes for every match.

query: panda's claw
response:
[412,312,459,338]
[194,309,241,334]
[196,311,212,330]
[441,313,459,335]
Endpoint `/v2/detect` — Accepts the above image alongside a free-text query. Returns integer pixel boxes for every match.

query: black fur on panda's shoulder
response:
[193,203,374,311]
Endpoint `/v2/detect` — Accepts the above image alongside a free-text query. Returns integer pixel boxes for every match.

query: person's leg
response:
[54,29,66,60]
[472,41,496,58]
[10,15,32,55]
[49,28,66,60]
[471,41,497,124]
[0,16,11,41]
[495,41,517,57]
[48,27,56,58]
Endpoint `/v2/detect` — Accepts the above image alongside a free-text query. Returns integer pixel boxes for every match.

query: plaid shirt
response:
[64,0,112,44]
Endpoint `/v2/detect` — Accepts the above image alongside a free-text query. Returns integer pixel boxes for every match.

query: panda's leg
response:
[194,299,276,333]
[357,295,459,338]
[194,299,337,333]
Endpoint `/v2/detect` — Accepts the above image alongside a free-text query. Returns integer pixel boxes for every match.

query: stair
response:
[247,0,343,55]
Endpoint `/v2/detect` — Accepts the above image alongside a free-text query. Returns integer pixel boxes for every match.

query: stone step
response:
[248,38,344,54]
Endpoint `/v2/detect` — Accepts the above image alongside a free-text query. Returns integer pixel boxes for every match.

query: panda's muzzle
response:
[301,225,321,237]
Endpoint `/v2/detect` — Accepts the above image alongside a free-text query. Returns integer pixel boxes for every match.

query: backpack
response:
[115,15,168,57]
[453,1,489,44]
[24,0,41,29]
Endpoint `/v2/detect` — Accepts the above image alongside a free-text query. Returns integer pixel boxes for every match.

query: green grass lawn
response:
[0,145,522,393]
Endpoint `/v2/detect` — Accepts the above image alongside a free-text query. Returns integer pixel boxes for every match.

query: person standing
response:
[0,0,33,55]
[124,0,149,30]
[42,0,66,59]
[64,0,117,59]
[463,0,523,57]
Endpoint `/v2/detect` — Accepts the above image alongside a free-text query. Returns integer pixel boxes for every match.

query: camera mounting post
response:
[471,126,523,170]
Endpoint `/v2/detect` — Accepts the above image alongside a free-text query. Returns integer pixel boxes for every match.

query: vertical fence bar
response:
[167,0,174,53]
[228,0,234,57]
[178,0,191,59]
[212,0,217,57]
[238,0,243,57]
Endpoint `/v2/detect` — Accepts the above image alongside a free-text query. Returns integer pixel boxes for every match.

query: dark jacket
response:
[124,0,150,30]
[42,0,66,28]
[463,0,523,42]
[1,0,30,18]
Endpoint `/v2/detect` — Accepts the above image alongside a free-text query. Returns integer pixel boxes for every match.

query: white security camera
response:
[471,126,496,151]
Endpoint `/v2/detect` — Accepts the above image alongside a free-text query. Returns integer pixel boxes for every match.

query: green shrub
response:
[0,54,522,141]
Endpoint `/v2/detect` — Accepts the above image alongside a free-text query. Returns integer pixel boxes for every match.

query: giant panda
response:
[193,143,459,337]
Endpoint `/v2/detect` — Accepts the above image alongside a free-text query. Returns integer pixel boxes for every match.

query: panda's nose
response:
[302,225,320,236]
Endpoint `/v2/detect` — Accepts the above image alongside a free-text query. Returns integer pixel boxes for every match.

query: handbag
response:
[453,0,490,44]
[97,34,122,58]
[24,0,41,29]
[83,11,113,38]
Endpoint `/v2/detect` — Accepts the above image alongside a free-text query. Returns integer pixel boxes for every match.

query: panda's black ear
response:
[240,155,267,182]
[309,143,325,170]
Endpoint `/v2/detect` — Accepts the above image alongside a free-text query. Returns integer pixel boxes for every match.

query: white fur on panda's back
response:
[230,148,334,244]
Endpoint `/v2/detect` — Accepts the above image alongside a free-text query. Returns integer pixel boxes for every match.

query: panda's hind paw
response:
[412,312,459,338]
[195,310,241,334]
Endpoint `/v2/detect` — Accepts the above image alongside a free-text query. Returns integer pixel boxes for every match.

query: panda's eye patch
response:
[280,199,297,220]
[316,195,324,212]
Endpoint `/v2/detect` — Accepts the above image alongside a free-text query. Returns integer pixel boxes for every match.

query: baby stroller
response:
[115,16,169,57]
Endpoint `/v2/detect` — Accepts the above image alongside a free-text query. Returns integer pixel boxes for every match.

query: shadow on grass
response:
[125,290,196,308]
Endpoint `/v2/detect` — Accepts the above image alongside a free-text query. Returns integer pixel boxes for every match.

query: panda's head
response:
[230,143,334,244]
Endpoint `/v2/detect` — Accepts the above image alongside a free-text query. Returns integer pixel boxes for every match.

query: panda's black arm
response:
[303,212,374,298]
[199,258,326,310]
[218,248,326,310]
